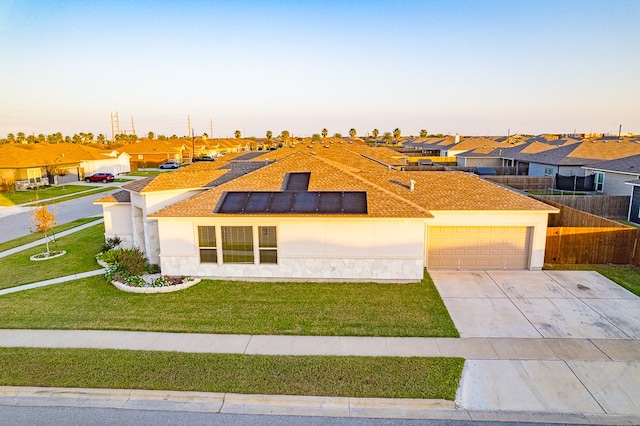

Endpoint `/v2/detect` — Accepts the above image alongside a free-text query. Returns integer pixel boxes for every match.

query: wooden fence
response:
[534,195,630,219]
[539,198,639,265]
[484,176,554,191]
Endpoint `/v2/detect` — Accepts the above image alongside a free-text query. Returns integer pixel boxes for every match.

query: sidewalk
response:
[1,329,639,424]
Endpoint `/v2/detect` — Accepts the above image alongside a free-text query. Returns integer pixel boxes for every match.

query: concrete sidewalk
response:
[1,329,639,423]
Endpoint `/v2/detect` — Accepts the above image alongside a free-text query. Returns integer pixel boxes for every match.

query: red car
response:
[85,173,115,183]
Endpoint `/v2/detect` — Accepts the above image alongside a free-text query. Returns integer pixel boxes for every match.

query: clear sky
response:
[1,0,638,138]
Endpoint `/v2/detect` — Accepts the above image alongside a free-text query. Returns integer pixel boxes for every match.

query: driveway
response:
[432,270,640,416]
[430,270,640,339]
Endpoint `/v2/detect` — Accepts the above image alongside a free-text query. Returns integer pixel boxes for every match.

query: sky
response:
[1,0,639,139]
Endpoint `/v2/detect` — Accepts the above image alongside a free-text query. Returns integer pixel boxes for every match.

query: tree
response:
[44,160,68,185]
[393,128,401,140]
[333,133,342,138]
[349,128,356,138]
[266,130,273,140]
[234,130,241,139]
[31,204,58,255]
[6,133,15,143]
[321,128,328,139]
[311,133,322,143]
[147,131,155,140]
[16,132,26,143]
[382,132,392,144]
[280,130,290,143]
[37,134,46,144]
[97,134,106,144]
[419,129,428,138]
[372,129,379,139]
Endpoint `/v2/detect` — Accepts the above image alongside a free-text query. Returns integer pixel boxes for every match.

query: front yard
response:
[0,185,114,206]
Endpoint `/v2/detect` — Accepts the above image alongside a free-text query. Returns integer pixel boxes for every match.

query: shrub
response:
[98,248,123,265]
[117,248,148,276]
[146,263,161,274]
[100,236,122,253]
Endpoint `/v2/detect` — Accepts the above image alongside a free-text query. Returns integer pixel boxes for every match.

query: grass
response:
[127,170,162,177]
[0,223,105,289]
[0,348,464,399]
[0,217,100,253]
[544,263,640,297]
[0,273,457,337]
[0,185,114,206]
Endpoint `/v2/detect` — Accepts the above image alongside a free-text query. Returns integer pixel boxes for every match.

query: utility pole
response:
[210,118,213,138]
[110,111,121,142]
[191,128,195,163]
[131,116,136,135]
[187,115,192,138]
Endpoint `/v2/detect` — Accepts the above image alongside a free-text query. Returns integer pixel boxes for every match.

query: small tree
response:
[311,133,322,143]
[372,128,379,139]
[266,130,273,140]
[419,129,428,138]
[234,130,241,139]
[31,204,58,254]
[321,128,328,139]
[349,128,356,138]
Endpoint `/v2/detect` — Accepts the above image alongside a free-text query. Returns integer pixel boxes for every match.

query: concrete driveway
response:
[432,270,640,417]
[430,270,640,339]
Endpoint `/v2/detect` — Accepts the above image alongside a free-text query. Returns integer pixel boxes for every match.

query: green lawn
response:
[544,263,640,297]
[0,273,457,337]
[0,223,105,289]
[0,348,464,400]
[0,185,113,206]
[127,170,162,177]
[0,217,100,253]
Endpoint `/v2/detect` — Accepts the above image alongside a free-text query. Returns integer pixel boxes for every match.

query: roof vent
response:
[409,180,415,191]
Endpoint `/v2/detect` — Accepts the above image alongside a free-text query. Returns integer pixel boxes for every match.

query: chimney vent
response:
[409,180,415,191]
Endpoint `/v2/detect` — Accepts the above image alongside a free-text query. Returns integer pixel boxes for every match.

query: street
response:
[0,189,113,244]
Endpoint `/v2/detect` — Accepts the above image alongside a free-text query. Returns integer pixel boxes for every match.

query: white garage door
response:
[428,226,531,270]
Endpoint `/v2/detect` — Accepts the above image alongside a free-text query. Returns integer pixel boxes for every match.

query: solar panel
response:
[217,191,367,214]
[285,172,311,191]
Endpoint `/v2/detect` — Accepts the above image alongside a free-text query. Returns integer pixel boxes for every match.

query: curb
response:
[1,386,639,424]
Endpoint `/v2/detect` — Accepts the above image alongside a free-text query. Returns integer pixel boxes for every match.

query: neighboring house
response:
[0,143,130,189]
[583,154,640,196]
[515,139,640,178]
[96,144,558,282]
[626,180,640,225]
[118,140,187,169]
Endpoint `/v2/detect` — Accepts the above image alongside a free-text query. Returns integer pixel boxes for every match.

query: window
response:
[222,226,254,263]
[595,172,605,192]
[258,226,277,263]
[197,226,217,263]
[544,167,554,176]
[27,168,42,185]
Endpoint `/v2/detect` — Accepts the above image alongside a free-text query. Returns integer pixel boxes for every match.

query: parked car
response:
[159,161,179,169]
[193,155,216,162]
[85,173,115,183]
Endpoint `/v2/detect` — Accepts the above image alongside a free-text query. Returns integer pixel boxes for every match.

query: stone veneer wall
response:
[160,256,424,283]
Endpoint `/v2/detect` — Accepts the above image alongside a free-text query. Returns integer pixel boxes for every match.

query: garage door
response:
[428,226,531,270]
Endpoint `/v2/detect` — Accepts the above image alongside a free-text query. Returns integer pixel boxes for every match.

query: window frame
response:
[595,172,605,192]
[197,226,218,263]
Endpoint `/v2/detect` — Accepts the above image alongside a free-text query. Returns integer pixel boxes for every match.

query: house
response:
[514,139,640,178]
[0,143,130,189]
[118,139,187,169]
[583,154,640,195]
[96,144,558,282]
[626,180,640,225]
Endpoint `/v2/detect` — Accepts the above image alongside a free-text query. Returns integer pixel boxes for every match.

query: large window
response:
[197,226,217,263]
[198,225,278,264]
[222,226,254,263]
[258,226,278,263]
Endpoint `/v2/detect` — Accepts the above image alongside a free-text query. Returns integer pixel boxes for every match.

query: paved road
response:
[0,405,566,426]
[0,189,112,244]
